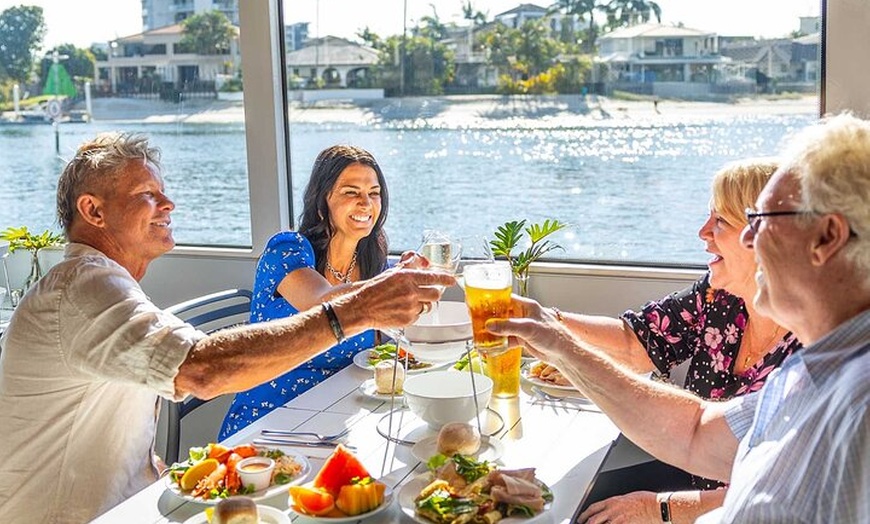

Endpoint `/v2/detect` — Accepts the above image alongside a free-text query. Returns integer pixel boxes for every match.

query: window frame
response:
[168,0,860,279]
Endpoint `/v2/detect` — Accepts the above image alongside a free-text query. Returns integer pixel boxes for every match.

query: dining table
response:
[92,355,622,524]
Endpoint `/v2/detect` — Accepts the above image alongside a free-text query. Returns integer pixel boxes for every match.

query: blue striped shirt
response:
[698,310,869,523]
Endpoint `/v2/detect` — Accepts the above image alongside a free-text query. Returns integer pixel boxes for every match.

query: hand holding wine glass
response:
[419,229,461,274]
[418,230,462,313]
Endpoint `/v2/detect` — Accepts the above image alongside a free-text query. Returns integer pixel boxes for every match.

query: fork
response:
[531,386,601,412]
[253,437,356,450]
[260,427,352,442]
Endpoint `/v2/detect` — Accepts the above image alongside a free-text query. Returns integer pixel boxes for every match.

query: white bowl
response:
[404,301,472,344]
[402,371,492,429]
[237,456,275,492]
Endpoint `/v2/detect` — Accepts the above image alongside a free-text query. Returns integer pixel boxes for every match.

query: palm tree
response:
[549,0,604,53]
[604,0,662,30]
[417,4,449,41]
[461,1,488,59]
[461,1,488,26]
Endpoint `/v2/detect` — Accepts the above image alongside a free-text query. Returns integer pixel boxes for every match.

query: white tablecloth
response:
[93,363,620,523]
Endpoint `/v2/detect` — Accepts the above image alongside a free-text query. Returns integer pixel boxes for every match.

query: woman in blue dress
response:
[220,145,393,438]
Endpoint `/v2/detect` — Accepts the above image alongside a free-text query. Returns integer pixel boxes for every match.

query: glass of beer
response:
[482,346,523,398]
[463,262,520,397]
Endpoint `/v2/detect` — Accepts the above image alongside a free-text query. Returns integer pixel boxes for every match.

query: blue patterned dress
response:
[219,231,376,439]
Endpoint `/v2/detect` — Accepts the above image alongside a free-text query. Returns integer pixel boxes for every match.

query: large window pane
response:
[0,0,251,246]
[282,0,821,266]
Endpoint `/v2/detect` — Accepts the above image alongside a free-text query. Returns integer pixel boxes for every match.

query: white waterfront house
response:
[285,36,379,89]
[94,23,240,97]
[597,22,730,98]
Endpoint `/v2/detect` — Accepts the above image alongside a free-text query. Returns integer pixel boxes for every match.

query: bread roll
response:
[374,361,405,394]
[437,422,481,456]
[213,497,259,524]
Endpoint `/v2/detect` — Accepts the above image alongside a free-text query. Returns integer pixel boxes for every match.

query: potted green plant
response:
[489,219,568,297]
[1,226,65,289]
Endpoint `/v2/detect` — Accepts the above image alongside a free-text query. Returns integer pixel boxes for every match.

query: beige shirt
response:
[0,243,205,523]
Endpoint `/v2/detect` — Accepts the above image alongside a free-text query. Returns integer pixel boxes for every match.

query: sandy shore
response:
[80,94,817,127]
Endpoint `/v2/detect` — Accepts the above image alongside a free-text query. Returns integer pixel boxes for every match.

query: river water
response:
[0,102,816,265]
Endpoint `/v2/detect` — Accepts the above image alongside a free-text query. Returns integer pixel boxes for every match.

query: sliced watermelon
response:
[312,444,372,496]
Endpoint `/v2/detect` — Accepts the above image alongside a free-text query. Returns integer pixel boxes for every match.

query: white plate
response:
[521,363,581,393]
[166,453,311,505]
[398,474,553,524]
[358,378,406,402]
[288,486,393,522]
[353,349,453,374]
[410,435,504,463]
[183,505,290,524]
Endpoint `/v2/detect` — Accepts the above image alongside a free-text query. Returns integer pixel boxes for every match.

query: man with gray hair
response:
[489,113,869,523]
[0,132,454,523]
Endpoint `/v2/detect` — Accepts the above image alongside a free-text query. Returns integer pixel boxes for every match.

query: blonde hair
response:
[783,112,870,284]
[56,132,161,234]
[711,157,779,227]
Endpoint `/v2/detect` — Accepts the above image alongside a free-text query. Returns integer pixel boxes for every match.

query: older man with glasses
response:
[487,112,869,523]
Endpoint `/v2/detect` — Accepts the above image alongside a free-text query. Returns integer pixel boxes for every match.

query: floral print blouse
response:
[219,232,377,439]
[621,272,801,489]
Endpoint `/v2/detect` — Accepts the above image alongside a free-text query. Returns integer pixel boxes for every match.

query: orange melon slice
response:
[288,484,335,516]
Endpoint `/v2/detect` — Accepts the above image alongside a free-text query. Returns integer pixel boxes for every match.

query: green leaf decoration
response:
[486,218,569,293]
[1,226,65,253]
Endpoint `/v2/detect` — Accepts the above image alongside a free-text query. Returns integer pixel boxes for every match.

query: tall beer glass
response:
[463,262,520,397]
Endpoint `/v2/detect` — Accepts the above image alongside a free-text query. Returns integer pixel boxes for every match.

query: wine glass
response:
[418,230,462,318]
[380,230,460,352]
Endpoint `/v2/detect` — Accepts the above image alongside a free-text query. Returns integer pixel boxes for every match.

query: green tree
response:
[415,5,449,42]
[89,44,108,62]
[482,20,562,79]
[604,0,662,30]
[0,5,46,84]
[403,34,455,95]
[461,1,488,26]
[549,0,605,53]
[357,27,384,50]
[180,10,235,55]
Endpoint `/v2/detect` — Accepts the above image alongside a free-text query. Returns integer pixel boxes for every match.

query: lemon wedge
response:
[179,458,220,491]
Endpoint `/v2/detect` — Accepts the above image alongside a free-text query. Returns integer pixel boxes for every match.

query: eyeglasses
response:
[745,207,859,238]
[744,207,814,233]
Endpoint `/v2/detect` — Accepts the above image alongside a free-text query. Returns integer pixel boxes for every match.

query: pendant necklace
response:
[325,251,357,284]
[742,325,781,368]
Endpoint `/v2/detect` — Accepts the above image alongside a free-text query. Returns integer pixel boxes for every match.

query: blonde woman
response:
[557,159,803,523]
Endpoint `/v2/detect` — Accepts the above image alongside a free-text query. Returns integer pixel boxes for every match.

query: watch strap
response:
[659,492,673,523]
[322,302,345,343]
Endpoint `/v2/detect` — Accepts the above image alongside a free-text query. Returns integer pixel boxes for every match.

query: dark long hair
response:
[298,145,389,279]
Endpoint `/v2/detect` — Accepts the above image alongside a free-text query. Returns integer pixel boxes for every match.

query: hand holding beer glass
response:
[463,261,522,398]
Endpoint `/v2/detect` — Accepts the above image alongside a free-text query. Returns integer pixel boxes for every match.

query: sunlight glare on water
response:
[0,109,814,265]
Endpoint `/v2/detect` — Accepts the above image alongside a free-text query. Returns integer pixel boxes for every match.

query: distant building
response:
[493,3,581,36]
[142,0,239,31]
[94,23,240,96]
[597,22,729,93]
[285,22,310,52]
[286,36,378,88]
[719,32,820,88]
